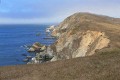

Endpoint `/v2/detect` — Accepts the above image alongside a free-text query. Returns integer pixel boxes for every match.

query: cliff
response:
[51,12,120,61]
[1,12,120,80]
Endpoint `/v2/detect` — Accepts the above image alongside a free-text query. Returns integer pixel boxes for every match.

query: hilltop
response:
[51,12,120,61]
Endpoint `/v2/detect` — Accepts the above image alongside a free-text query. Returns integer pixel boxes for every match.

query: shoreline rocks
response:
[23,13,120,64]
[26,42,54,64]
[24,25,57,64]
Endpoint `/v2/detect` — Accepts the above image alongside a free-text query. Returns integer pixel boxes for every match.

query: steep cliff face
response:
[51,12,120,61]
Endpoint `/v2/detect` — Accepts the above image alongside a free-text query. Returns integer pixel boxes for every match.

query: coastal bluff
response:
[51,12,120,61]
[0,12,120,80]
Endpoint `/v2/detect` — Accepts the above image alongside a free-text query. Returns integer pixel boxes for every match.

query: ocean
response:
[0,24,56,66]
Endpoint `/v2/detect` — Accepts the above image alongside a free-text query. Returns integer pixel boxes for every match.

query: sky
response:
[0,0,120,24]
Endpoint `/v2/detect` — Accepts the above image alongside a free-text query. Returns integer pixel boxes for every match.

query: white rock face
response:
[73,31,110,58]
[50,12,120,61]
[31,57,39,63]
[51,56,58,62]
[61,24,69,30]
[49,25,55,30]
[46,25,55,32]
[51,30,110,61]
[28,47,35,52]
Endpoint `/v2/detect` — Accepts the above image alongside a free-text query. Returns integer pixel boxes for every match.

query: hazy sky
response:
[0,0,120,24]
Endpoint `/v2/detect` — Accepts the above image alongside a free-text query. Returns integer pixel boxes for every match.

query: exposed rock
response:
[50,12,120,61]
[46,25,55,33]
[73,31,110,57]
[26,56,32,59]
[27,42,54,64]
[51,29,60,37]
[31,57,39,63]
[23,59,29,62]
[1,12,120,80]
[28,42,44,52]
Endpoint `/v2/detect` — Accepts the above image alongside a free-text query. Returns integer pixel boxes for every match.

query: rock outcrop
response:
[28,42,44,52]
[51,12,120,61]
[27,42,54,64]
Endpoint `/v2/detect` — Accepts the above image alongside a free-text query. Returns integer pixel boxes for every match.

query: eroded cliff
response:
[51,12,120,61]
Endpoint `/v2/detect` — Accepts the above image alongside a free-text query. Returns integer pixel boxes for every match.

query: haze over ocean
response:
[0,24,55,66]
[0,0,120,24]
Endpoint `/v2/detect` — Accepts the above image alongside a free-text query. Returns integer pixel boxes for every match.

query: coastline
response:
[0,24,56,66]
[24,25,56,64]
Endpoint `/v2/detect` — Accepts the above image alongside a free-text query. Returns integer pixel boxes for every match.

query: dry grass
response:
[0,49,120,80]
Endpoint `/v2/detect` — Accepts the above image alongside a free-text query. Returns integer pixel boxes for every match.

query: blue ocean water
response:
[0,24,55,66]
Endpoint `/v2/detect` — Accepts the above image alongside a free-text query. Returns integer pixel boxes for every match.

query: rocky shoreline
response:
[1,12,120,80]
[23,26,56,64]
[27,42,54,64]
[43,12,120,61]
[23,12,120,65]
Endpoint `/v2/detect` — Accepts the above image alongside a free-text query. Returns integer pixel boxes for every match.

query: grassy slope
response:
[57,13,120,48]
[0,49,120,80]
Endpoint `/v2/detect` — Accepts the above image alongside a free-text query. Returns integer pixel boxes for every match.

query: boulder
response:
[28,42,44,53]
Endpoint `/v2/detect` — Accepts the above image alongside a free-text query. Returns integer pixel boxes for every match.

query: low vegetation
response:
[0,49,120,80]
